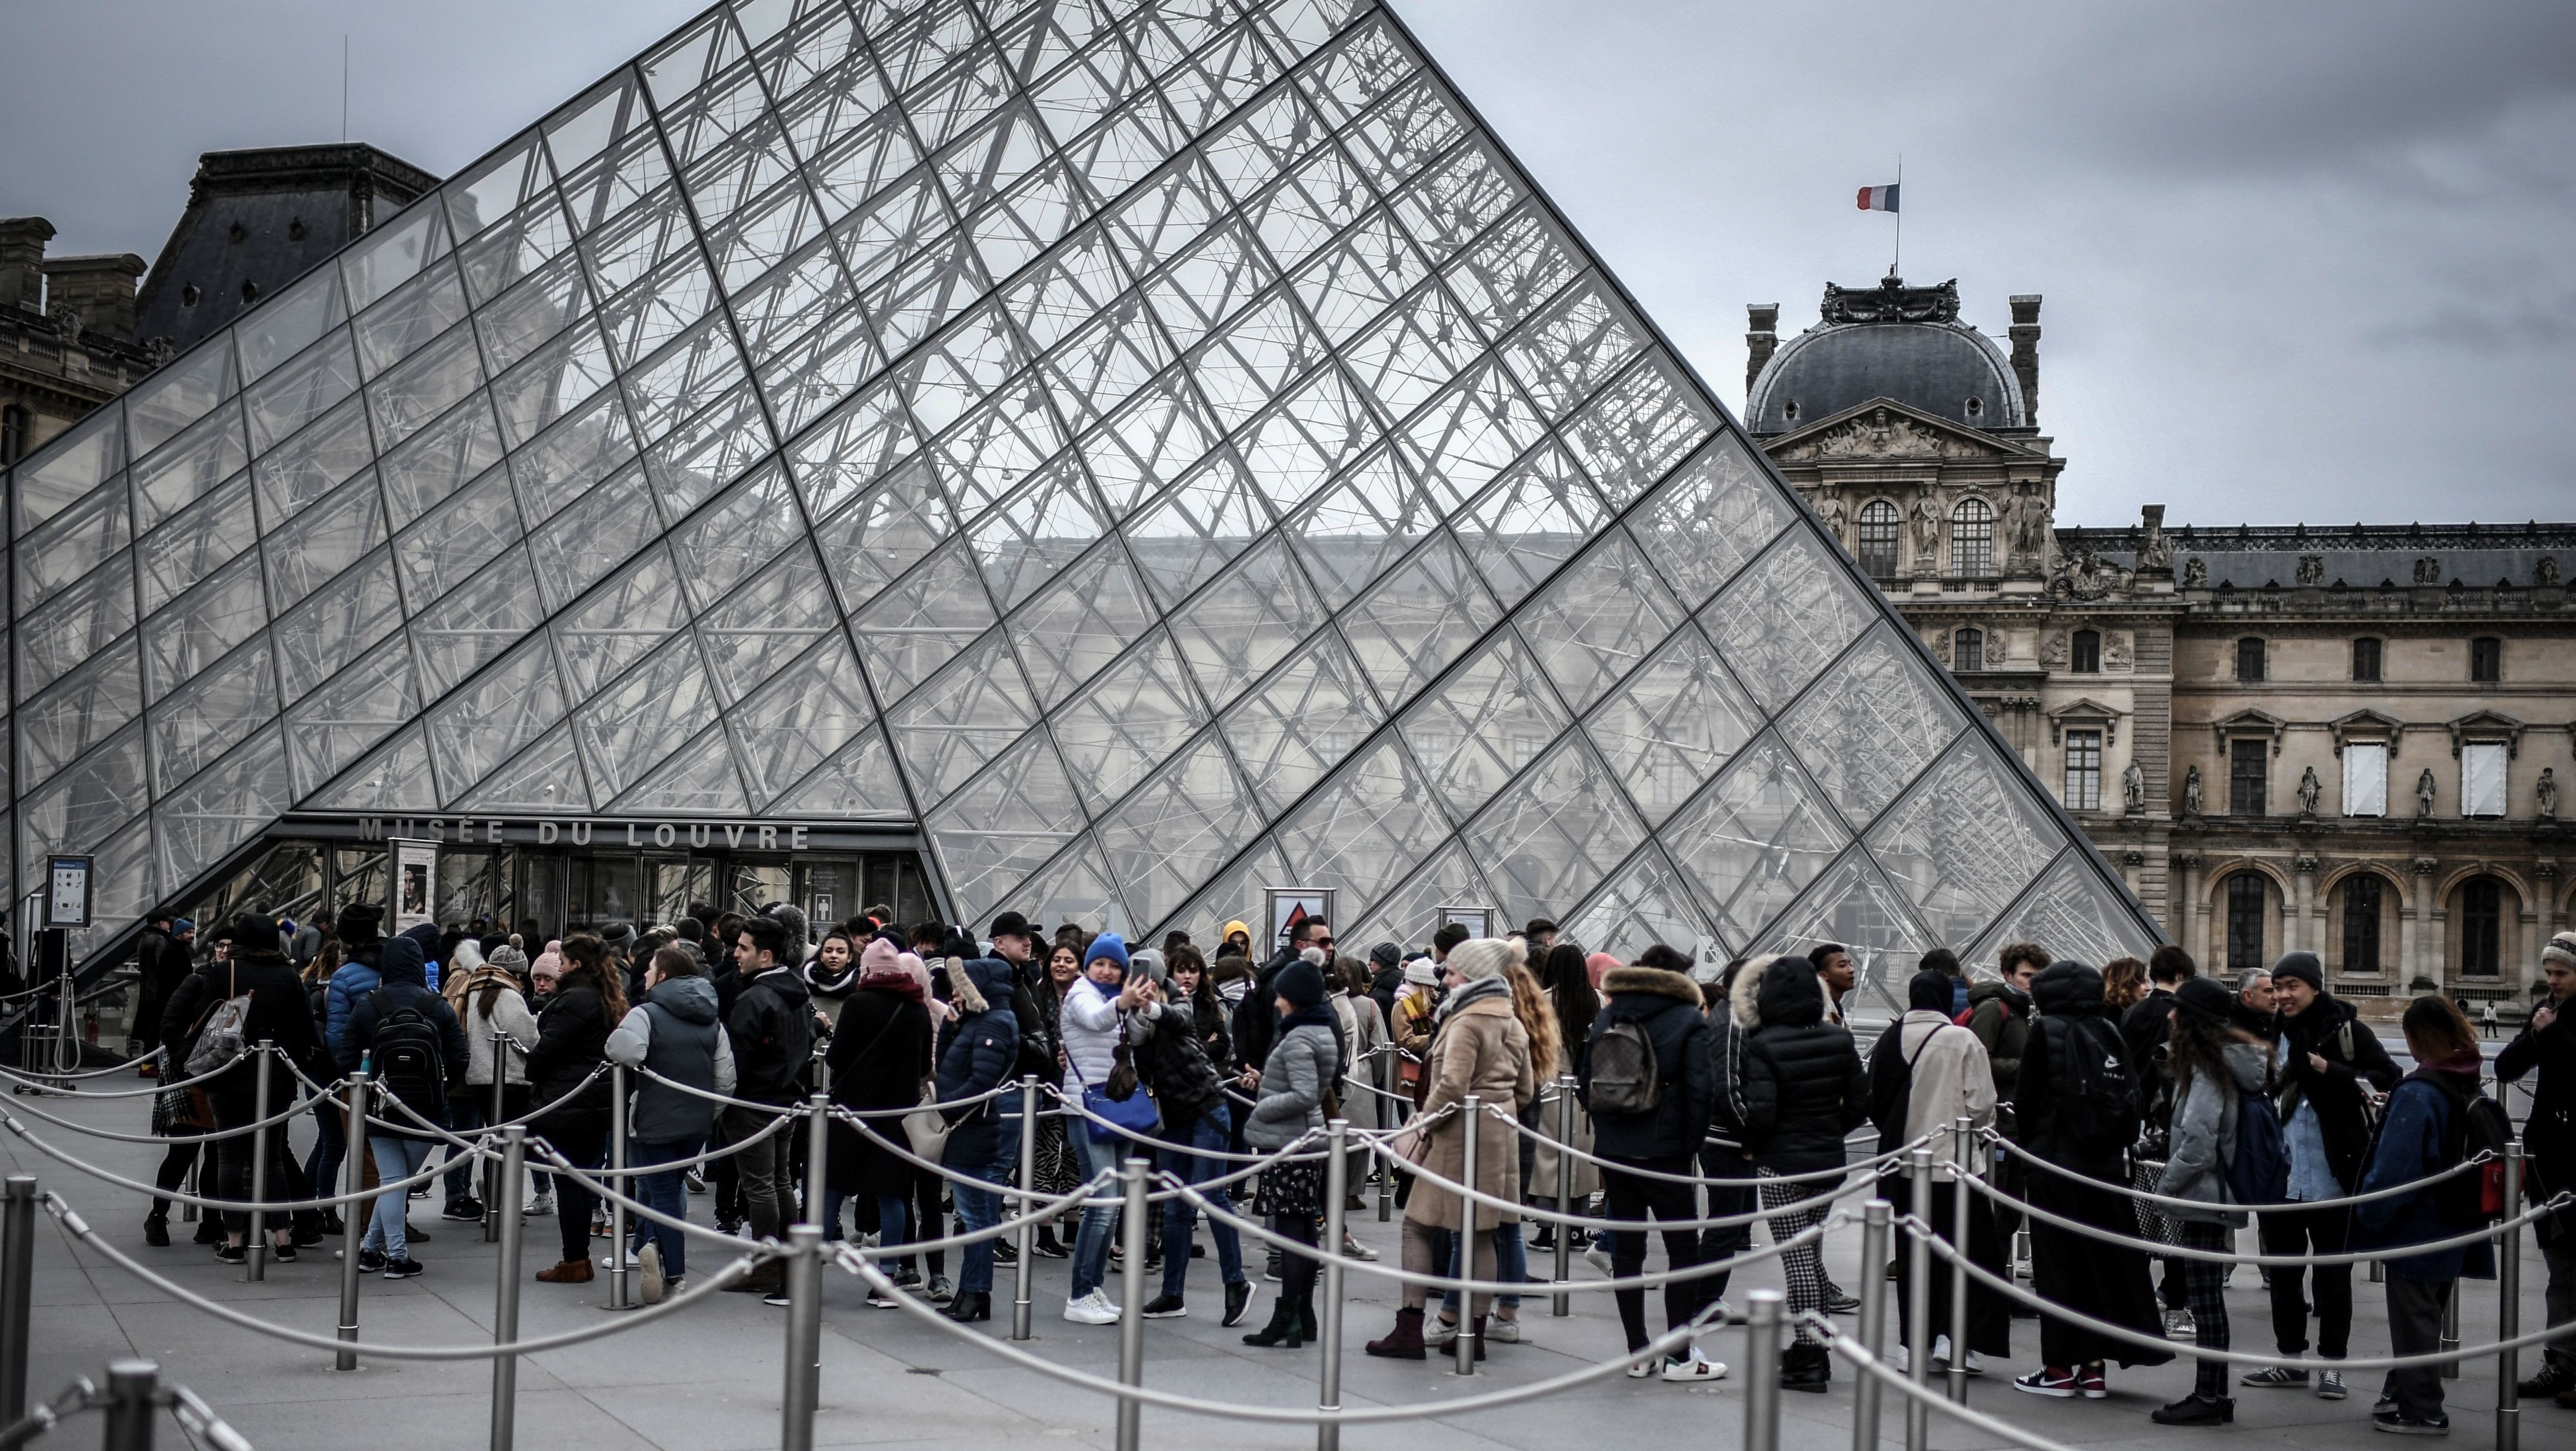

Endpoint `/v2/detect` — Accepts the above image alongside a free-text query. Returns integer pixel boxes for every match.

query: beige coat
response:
[1404,993,1536,1232]
[1892,1010,1995,1173]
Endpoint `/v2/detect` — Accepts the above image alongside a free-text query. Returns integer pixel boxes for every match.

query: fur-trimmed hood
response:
[944,955,1013,1015]
[1729,953,1795,1032]
[1602,965,1701,1005]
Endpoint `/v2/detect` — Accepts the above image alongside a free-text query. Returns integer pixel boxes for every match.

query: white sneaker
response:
[1584,1244,1614,1277]
[1425,1316,1462,1348]
[1488,1317,1522,1344]
[525,1192,555,1217]
[600,1248,641,1270]
[1661,1349,1727,1382]
[1062,1289,1120,1325]
[639,1243,664,1304]
[1339,1233,1379,1262]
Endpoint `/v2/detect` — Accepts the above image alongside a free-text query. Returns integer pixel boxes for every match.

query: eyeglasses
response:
[1310,935,1334,948]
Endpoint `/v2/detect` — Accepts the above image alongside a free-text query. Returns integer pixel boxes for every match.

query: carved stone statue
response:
[2008,487,2052,563]
[2413,556,2441,586]
[2040,632,2068,669]
[2540,767,2559,821]
[2297,766,2321,816]
[1910,490,1942,563]
[2538,556,2561,588]
[2295,554,2325,587]
[2104,633,2133,670]
[2415,767,2438,817]
[1814,490,1847,543]
[2182,557,2207,588]
[2123,759,2146,814]
[2047,549,2132,601]
[2182,766,2204,818]
[2138,506,2173,571]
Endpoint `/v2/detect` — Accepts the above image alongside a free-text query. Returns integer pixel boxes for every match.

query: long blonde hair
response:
[1506,964,1560,1081]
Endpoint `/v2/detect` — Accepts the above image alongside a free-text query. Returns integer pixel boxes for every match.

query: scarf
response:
[1434,973,1510,1025]
[804,958,859,999]
[858,965,926,1004]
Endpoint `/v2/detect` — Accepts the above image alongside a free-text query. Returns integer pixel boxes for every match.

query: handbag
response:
[1071,1053,1158,1145]
[903,1080,953,1162]
[183,968,251,1077]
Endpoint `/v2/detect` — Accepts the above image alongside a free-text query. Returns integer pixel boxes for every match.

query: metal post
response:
[486,1031,508,1243]
[1742,1290,1783,1451]
[1013,1076,1038,1342]
[1116,1159,1149,1451]
[1317,1120,1349,1451]
[2440,1273,2460,1380]
[608,1063,632,1311]
[1853,1201,1891,1451]
[1903,1148,1932,1451]
[489,1126,526,1451]
[1376,1065,1393,1225]
[1551,1073,1574,1317]
[101,1360,157,1451]
[1946,1117,1971,1403]
[336,1070,369,1372]
[804,1090,830,1231]
[1456,1094,1481,1377]
[779,1225,821,1451]
[2499,1142,2523,1451]
[247,1040,273,1281]
[0,1177,35,1422]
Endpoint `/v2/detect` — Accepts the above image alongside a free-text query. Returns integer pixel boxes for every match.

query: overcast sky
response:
[6,0,2571,527]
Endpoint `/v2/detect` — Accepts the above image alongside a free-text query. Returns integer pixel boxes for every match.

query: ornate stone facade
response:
[1751,279,2576,1013]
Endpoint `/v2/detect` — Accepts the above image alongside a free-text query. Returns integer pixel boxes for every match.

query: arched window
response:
[2070,628,2101,673]
[1951,498,1994,578]
[1953,627,1984,673]
[2459,876,2502,975]
[2226,872,2267,971]
[2340,874,2384,973]
[1855,501,1901,580]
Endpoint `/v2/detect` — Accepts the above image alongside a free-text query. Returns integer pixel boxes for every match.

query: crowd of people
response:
[122,899,2576,1437]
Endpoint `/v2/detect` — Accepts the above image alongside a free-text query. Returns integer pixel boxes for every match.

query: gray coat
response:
[1245,1021,1338,1150]
[2156,1040,2269,1226]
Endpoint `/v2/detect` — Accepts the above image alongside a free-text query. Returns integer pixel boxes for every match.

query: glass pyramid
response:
[3,0,2158,998]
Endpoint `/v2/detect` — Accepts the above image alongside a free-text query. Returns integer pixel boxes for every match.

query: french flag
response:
[1857,184,1899,213]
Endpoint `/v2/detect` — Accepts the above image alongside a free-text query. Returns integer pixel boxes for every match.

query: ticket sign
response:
[1435,906,1489,939]
[1264,888,1336,951]
[43,855,93,929]
[388,838,438,936]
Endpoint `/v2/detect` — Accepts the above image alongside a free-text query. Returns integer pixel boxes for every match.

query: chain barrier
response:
[0,1362,253,1451]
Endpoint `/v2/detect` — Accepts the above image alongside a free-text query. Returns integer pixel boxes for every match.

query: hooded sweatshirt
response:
[2156,1037,2271,1225]
[340,933,472,1137]
[606,975,737,1143]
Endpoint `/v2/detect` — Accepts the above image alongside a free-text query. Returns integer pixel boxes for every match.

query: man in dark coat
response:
[132,914,196,1065]
[1582,953,1718,1378]
[723,915,814,1271]
[1739,954,1867,1390]
[2499,930,2576,1401]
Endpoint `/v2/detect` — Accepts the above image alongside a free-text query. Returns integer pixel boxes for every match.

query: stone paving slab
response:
[1,1080,2557,1451]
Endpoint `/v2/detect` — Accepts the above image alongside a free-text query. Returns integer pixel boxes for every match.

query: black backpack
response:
[367,988,449,1123]
[2054,1017,2141,1158]
[1588,1019,1661,1117]
[2416,1068,2514,1223]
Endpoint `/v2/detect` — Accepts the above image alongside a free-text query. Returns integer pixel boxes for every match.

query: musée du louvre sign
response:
[274,814,921,854]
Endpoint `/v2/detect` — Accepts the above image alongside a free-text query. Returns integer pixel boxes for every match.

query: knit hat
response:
[2271,950,2324,993]
[532,948,564,979]
[1403,958,1440,987]
[1129,947,1166,985]
[337,903,380,943]
[859,937,903,977]
[1083,932,1130,977]
[2544,930,2576,973]
[1909,968,1956,1012]
[229,914,280,955]
[2175,975,2235,1026]
[1584,951,1622,989]
[1275,960,1327,1010]
[1445,937,1520,982]
[486,944,529,975]
[1222,920,1252,944]
[172,917,196,936]
[1369,941,1403,971]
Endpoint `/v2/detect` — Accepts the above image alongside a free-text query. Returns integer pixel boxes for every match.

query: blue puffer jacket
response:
[2354,1064,2498,1283]
[324,940,384,1069]
[935,957,1020,1169]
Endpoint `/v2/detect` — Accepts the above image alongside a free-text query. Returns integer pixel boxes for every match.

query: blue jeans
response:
[628,1136,703,1280]
[1158,1107,1245,1298]
[306,1095,347,1204]
[1065,1118,1122,1301]
[954,1157,1007,1294]
[361,1135,437,1261]
[1441,1221,1527,1316]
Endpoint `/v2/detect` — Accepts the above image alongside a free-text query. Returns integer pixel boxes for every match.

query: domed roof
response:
[1746,278,2024,435]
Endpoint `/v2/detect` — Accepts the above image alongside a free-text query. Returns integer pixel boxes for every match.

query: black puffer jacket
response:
[2277,993,2399,1191]
[934,957,1020,1167]
[526,970,615,1141]
[1739,957,1867,1173]
[1582,965,1716,1161]
[2013,961,2134,1176]
[1132,997,1226,1132]
[2498,988,2576,1215]
[727,965,815,1107]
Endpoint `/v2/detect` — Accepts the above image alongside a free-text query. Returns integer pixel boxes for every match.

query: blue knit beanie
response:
[1083,932,1130,978]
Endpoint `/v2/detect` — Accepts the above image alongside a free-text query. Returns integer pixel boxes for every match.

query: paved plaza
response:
[0,1085,2553,1451]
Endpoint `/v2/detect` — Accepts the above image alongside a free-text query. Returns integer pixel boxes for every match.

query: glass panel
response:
[1342,281,1481,423]
[150,639,278,791]
[1238,142,1369,274]
[1452,442,1601,609]
[353,260,471,378]
[672,463,804,609]
[1221,629,1381,818]
[644,389,770,514]
[925,730,1087,922]
[133,403,250,529]
[1127,450,1273,610]
[271,550,404,698]
[1284,445,1441,610]
[1397,629,1565,816]
[1160,838,1291,952]
[1395,360,1543,509]
[576,634,722,798]
[1345,77,1468,184]
[1442,207,1579,339]
[17,557,136,698]
[552,544,688,697]
[770,724,915,818]
[990,837,1131,944]
[411,545,546,696]
[477,250,594,374]
[1499,273,1644,422]
[1081,374,1222,519]
[1462,734,1642,921]
[283,645,418,800]
[624,326,754,446]
[263,471,386,610]
[124,342,238,459]
[1662,734,1850,948]
[367,324,489,451]
[696,542,838,702]
[1167,535,1323,709]
[1052,631,1207,812]
[490,318,618,448]
[928,377,1066,518]
[457,194,580,308]
[1586,623,1761,827]
[425,638,564,802]
[20,724,148,859]
[1240,365,1381,507]
[526,460,663,612]
[1700,529,1877,714]
[885,631,1037,801]
[1776,623,1971,830]
[1627,433,1795,612]
[13,404,124,535]
[340,200,452,313]
[1338,531,1501,708]
[597,251,721,370]
[1344,838,1499,956]
[18,475,134,613]
[1563,845,1725,967]
[1864,734,2070,951]
[609,724,754,814]
[155,726,293,892]
[850,539,999,700]
[1043,300,1173,427]
[1391,138,1520,260]
[307,726,441,812]
[1006,540,1157,706]
[1967,849,2157,972]
[379,394,504,527]
[1269,736,1447,924]
[732,236,856,361]
[1761,849,1932,1014]
[1514,528,1684,712]
[18,638,142,790]
[1560,353,1717,508]
[1095,732,1262,928]
[730,636,875,807]
[1296,15,1415,124]
[454,721,593,812]
[244,329,363,453]
[233,266,349,385]
[966,458,1109,610]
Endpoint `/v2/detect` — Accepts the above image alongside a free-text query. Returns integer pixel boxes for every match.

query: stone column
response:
[2533,861,2559,994]
[2173,854,2206,967]
[2406,857,2437,988]
[2308,855,2329,959]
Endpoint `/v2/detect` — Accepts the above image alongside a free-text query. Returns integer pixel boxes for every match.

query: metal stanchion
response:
[804,1090,830,1229]
[1013,1078,1038,1341]
[1551,1074,1574,1317]
[2440,1274,2460,1380]
[608,1064,633,1311]
[1742,1290,1783,1451]
[1903,1147,1932,1451]
[336,1071,369,1372]
[1116,1159,1149,1451]
[780,1225,821,1451]
[485,1031,508,1244]
[1853,1200,1891,1451]
[1376,1069,1393,1225]
[0,1176,34,1422]
[1946,1117,1971,1403]
[1456,1094,1482,1377]
[1318,1120,1349,1451]
[2499,1141,2523,1451]
[247,1041,273,1281]
[489,1126,526,1451]
[102,1360,157,1451]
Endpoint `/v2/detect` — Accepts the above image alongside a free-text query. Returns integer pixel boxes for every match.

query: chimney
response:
[2007,293,2041,425]
[41,253,148,340]
[0,217,54,315]
[1746,302,1779,396]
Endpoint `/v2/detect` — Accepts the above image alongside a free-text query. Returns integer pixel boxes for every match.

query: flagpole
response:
[1892,155,1902,279]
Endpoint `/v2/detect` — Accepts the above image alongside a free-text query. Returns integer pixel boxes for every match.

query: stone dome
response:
[1746,278,2025,434]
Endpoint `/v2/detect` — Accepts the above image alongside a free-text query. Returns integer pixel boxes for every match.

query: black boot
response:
[1297,1298,1318,1343]
[1780,1342,1832,1392]
[1243,1300,1304,1348]
[2150,1394,2233,1426]
[144,1214,170,1248]
[942,1290,991,1323]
